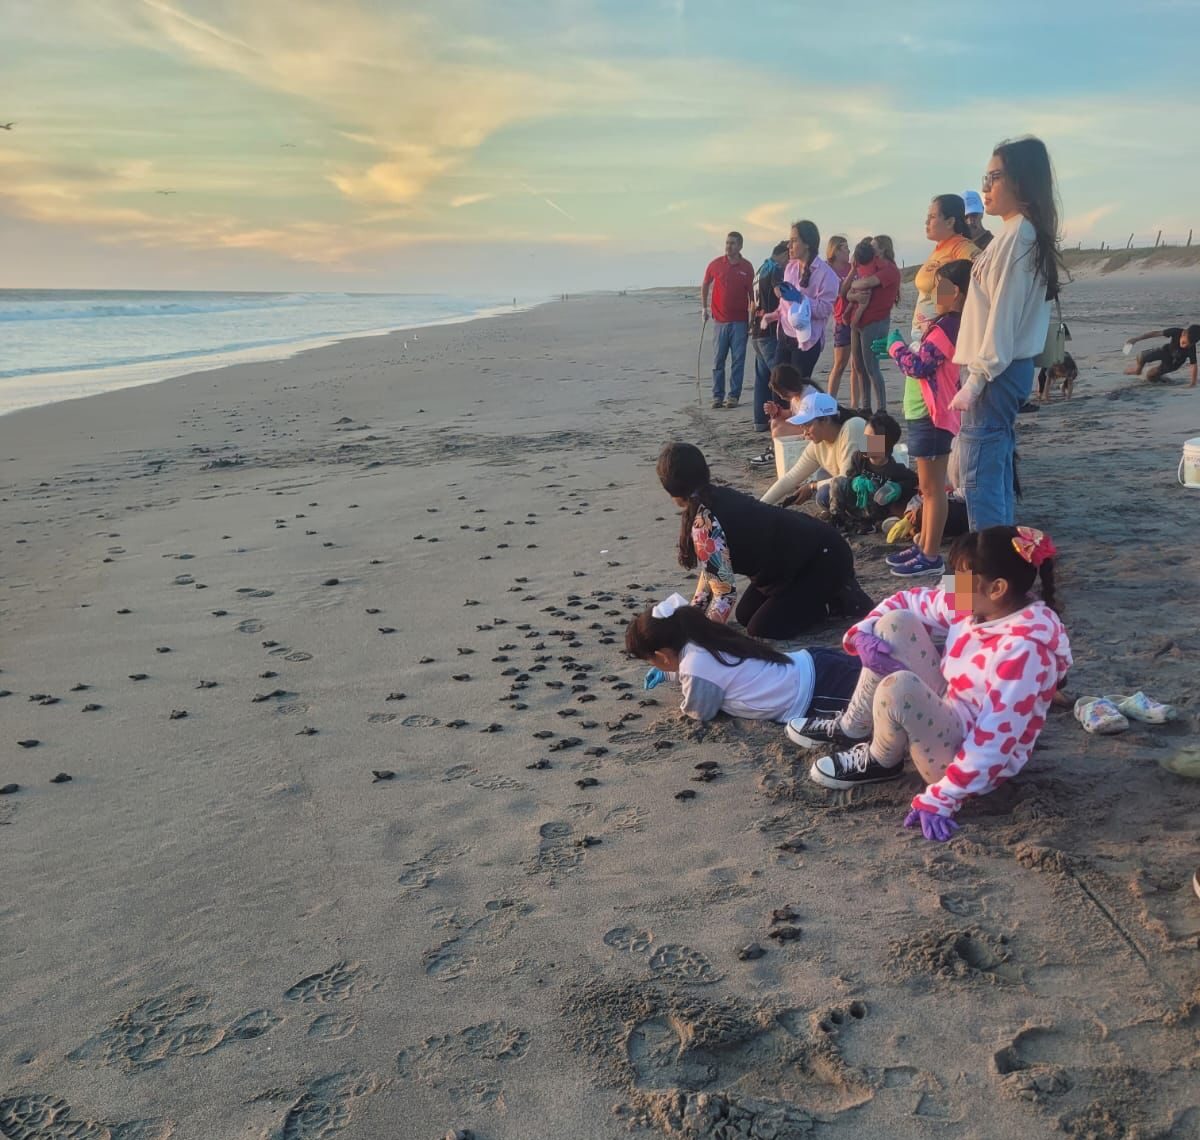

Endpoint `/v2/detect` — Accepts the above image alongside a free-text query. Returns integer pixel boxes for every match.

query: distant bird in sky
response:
[279,142,296,148]
[0,122,15,130]
[155,189,176,195]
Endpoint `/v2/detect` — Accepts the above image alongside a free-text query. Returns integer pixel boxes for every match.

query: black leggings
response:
[736,545,853,639]
[778,335,825,380]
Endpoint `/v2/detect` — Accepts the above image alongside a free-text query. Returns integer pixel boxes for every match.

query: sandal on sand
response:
[1103,692,1177,725]
[1074,696,1128,735]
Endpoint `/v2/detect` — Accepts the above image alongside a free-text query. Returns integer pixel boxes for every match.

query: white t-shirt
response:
[675,645,814,722]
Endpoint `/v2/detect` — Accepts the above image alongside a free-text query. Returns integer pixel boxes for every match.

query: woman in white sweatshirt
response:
[951,137,1062,530]
[760,391,867,507]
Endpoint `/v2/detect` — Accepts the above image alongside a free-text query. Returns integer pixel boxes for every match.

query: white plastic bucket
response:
[1179,437,1200,489]
[773,436,808,480]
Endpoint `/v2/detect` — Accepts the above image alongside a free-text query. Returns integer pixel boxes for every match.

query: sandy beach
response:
[2,278,1199,1140]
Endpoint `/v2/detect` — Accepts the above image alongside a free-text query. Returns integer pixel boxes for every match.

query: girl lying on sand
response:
[787,525,1071,841]
[625,600,861,725]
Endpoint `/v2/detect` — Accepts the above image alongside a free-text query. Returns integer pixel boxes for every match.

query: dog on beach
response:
[1037,351,1077,401]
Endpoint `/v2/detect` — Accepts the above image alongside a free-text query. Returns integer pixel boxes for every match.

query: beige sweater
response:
[760,417,867,505]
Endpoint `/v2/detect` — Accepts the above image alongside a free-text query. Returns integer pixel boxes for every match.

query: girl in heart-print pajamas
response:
[789,525,1071,841]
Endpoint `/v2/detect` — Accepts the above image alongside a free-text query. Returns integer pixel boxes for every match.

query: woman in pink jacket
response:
[785,525,1071,841]
[776,219,841,381]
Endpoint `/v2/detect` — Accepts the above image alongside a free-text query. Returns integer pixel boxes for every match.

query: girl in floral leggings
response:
[785,525,1071,841]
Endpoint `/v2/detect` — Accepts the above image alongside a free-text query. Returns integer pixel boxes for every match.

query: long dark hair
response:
[993,136,1063,300]
[625,606,791,668]
[657,442,714,570]
[948,525,1059,613]
[768,362,823,399]
[791,219,821,288]
[932,194,970,239]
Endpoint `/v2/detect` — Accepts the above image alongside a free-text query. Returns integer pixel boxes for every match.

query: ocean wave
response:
[0,292,330,323]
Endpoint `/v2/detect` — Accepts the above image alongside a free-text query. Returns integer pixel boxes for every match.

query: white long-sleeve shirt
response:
[954,215,1050,384]
[760,417,867,506]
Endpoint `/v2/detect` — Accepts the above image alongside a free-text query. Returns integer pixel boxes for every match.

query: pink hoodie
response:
[844,587,1072,818]
[779,255,840,352]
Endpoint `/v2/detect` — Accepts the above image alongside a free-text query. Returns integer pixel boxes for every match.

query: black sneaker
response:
[748,449,775,468]
[809,742,903,789]
[786,713,866,748]
[827,575,874,619]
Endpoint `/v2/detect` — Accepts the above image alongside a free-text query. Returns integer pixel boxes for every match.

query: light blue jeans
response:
[956,358,1034,530]
[712,320,749,401]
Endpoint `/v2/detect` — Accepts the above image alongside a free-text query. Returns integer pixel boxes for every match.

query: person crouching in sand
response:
[786,525,1071,841]
[656,441,874,637]
[625,599,862,724]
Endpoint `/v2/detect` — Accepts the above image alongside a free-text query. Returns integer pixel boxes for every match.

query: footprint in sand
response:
[283,961,365,1004]
[307,1013,359,1043]
[278,1072,379,1140]
[601,927,722,985]
[0,1093,172,1140]
[237,619,265,634]
[396,1020,530,1110]
[67,984,280,1071]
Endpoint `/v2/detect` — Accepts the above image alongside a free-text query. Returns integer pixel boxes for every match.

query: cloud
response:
[449,192,495,208]
[742,201,792,240]
[1063,204,1118,239]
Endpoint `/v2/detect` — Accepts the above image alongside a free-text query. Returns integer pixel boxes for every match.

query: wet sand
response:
[2,278,1199,1140]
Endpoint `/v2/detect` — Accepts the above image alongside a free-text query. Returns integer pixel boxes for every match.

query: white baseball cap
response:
[962,189,985,216]
[787,391,840,425]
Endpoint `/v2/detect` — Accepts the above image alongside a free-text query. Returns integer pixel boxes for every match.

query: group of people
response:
[654,136,1076,842]
[704,137,1065,578]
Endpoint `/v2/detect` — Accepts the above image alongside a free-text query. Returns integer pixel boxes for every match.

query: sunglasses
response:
[981,170,1006,190]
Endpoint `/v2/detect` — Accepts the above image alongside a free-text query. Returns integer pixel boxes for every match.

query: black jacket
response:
[706,484,853,595]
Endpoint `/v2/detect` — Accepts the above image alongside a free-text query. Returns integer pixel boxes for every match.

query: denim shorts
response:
[906,416,954,459]
[833,321,851,349]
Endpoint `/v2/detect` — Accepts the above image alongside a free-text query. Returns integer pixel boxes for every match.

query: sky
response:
[1,0,1198,296]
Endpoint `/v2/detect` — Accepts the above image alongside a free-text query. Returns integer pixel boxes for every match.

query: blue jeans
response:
[957,358,1034,531]
[751,335,778,428]
[712,320,749,401]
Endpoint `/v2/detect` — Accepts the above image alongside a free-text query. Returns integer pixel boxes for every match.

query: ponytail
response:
[625,606,791,667]
[1037,558,1059,614]
[676,489,711,570]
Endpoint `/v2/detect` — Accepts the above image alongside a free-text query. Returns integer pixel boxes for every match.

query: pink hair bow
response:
[1012,526,1057,567]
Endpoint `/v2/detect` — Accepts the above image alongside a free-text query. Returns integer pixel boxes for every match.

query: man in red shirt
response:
[701,232,755,410]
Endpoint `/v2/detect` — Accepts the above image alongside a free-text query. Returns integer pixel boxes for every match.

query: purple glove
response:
[855,631,906,676]
[904,808,960,842]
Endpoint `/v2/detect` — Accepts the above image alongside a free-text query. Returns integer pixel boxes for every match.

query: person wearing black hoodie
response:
[656,442,874,639]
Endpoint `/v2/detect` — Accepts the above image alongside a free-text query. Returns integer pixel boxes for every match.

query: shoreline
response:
[0,295,550,419]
